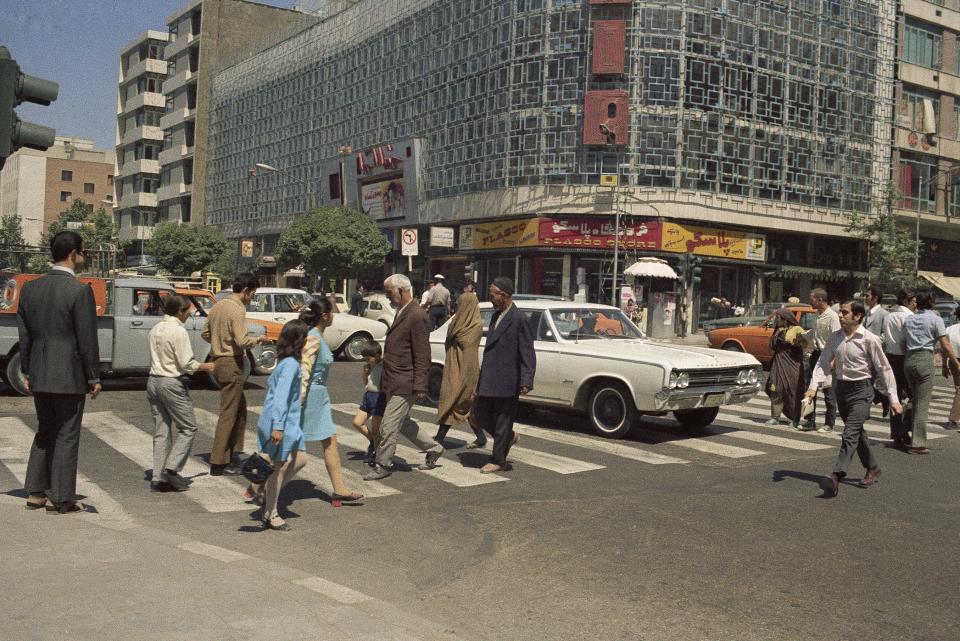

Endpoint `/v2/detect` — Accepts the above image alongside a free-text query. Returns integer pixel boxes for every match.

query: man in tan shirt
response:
[202,272,270,475]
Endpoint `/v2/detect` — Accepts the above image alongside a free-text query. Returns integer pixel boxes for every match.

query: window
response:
[901,87,939,131]
[949,181,960,216]
[107,175,113,186]
[132,290,165,316]
[903,20,942,69]
[84,183,95,194]
[329,173,341,200]
[897,153,937,212]
[251,293,271,312]
[60,191,71,202]
[181,196,191,223]
[61,170,73,181]
[191,9,202,36]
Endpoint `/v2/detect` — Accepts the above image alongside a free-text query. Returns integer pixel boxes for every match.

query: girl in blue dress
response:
[257,319,310,531]
[299,298,363,503]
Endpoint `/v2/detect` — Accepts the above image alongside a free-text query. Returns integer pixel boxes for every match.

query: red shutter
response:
[583,90,629,146]
[592,20,626,75]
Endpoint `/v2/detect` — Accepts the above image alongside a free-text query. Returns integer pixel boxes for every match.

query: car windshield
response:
[548,308,644,340]
[274,294,308,313]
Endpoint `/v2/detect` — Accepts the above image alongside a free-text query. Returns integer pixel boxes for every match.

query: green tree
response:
[210,242,238,283]
[276,206,391,280]
[0,215,27,271]
[846,182,921,288]
[42,199,119,249]
[146,222,228,275]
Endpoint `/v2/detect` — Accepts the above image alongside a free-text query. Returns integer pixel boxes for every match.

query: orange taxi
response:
[176,287,283,374]
[706,305,818,365]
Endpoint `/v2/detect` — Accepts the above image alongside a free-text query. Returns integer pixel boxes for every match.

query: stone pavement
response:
[0,494,470,641]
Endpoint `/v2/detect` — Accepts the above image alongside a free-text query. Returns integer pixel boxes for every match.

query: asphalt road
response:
[1,366,958,641]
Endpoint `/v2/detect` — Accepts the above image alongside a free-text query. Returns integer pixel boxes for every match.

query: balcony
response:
[162,69,196,95]
[118,225,157,242]
[903,0,960,32]
[120,91,165,115]
[157,182,187,202]
[159,107,194,130]
[164,32,197,60]
[118,192,158,210]
[158,144,189,165]
[120,125,163,146]
[117,159,160,179]
[121,57,167,84]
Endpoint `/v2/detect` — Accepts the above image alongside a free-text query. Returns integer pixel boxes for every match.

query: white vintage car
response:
[246,287,386,361]
[427,301,762,438]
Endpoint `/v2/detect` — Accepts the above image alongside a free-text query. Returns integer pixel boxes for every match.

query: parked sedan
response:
[426,301,762,438]
[701,302,806,333]
[362,292,396,326]
[247,287,386,361]
[706,306,817,365]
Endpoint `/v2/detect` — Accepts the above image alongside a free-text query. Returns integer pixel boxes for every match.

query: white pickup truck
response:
[0,275,267,396]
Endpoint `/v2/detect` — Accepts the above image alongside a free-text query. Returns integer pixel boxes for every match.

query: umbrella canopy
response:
[623,257,679,280]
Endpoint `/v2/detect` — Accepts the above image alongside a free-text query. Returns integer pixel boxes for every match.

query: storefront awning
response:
[623,258,678,280]
[919,271,960,299]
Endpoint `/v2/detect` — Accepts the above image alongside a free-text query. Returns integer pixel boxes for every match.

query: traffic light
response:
[0,45,59,169]
[689,254,703,288]
[676,253,689,285]
[463,262,475,284]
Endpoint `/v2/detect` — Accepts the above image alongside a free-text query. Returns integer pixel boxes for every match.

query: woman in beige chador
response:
[434,292,487,448]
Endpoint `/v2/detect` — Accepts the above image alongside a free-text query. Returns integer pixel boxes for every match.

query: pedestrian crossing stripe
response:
[331,402,607,475]
[737,397,952,436]
[246,405,507,488]
[0,416,137,530]
[742,394,953,423]
[192,409,399,499]
[713,411,948,442]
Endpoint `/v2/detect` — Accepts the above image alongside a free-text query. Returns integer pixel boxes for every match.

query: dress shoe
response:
[164,470,190,491]
[46,501,85,514]
[210,464,243,476]
[859,467,881,488]
[151,481,175,492]
[25,495,48,510]
[907,447,931,455]
[418,447,444,470]
[945,421,959,431]
[820,473,840,498]
[363,464,393,481]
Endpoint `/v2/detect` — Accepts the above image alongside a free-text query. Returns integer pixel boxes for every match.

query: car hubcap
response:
[347,338,365,359]
[595,390,625,431]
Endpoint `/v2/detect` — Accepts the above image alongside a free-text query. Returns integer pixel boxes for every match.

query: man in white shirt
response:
[945,307,960,430]
[806,301,902,498]
[804,288,840,432]
[881,288,916,446]
[862,285,891,417]
[147,295,214,492]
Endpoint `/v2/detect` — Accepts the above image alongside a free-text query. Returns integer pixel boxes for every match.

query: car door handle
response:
[131,320,143,327]
[275,316,285,322]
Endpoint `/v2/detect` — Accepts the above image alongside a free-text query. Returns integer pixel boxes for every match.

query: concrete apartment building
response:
[0,137,115,245]
[893,0,960,287]
[115,30,169,256]
[115,0,318,259]
[205,0,898,321]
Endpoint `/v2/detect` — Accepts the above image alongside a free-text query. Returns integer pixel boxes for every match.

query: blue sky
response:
[1,0,290,152]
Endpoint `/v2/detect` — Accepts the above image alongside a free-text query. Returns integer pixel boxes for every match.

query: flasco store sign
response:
[471,219,540,250]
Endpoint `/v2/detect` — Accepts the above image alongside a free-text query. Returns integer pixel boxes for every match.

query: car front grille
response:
[685,367,743,387]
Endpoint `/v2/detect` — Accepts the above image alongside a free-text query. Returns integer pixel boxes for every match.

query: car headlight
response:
[736,369,747,385]
[668,371,679,389]
[747,369,759,384]
[677,372,690,389]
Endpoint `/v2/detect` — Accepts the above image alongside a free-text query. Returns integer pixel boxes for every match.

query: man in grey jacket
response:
[17,231,101,514]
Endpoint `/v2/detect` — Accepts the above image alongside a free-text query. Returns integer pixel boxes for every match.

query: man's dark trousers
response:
[429,306,447,330]
[473,396,518,466]
[886,353,910,443]
[833,379,878,476]
[25,393,85,504]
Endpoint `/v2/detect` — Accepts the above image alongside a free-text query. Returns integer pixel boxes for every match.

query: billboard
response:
[360,178,406,220]
[661,223,766,262]
[471,218,540,250]
[538,217,662,250]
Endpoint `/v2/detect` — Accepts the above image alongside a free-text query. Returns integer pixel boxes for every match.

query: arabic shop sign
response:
[538,217,662,250]
[661,223,766,262]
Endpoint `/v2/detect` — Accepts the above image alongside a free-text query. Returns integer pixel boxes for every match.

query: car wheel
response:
[341,333,371,362]
[201,355,252,389]
[4,351,30,396]
[426,364,443,407]
[722,342,744,352]
[673,407,720,430]
[253,346,277,376]
[587,381,635,438]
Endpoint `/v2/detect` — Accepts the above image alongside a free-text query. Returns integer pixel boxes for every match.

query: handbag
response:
[241,440,281,484]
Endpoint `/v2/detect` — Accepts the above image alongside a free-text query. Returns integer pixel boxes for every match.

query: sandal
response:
[25,496,48,510]
[264,516,291,531]
[331,491,364,508]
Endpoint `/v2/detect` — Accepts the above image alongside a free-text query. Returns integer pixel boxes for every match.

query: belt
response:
[430,304,447,308]
[309,376,327,385]
[835,378,871,385]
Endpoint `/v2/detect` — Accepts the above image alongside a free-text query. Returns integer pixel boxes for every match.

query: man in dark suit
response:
[17,231,101,514]
[472,277,536,474]
[364,273,445,480]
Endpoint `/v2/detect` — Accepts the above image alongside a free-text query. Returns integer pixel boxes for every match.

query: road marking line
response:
[652,435,764,458]
[715,411,948,442]
[706,428,833,451]
[332,403,605,475]
[734,400,950,434]
[505,422,690,465]
[0,416,138,530]
[254,405,506,487]
[742,396,950,423]
[292,576,371,604]
[85,412,251,513]
[177,540,249,563]
[194,409,398,499]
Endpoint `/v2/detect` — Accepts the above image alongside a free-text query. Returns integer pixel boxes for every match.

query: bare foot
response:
[480,463,503,474]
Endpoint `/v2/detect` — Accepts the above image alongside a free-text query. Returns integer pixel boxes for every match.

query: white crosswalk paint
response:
[505,422,690,465]
[704,427,833,451]
[735,398,950,435]
[649,434,764,458]
[714,411,948,442]
[250,405,507,487]
[193,408,398,499]
[0,416,137,530]
[742,396,950,423]
[331,403,605,475]
[85,412,252,513]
